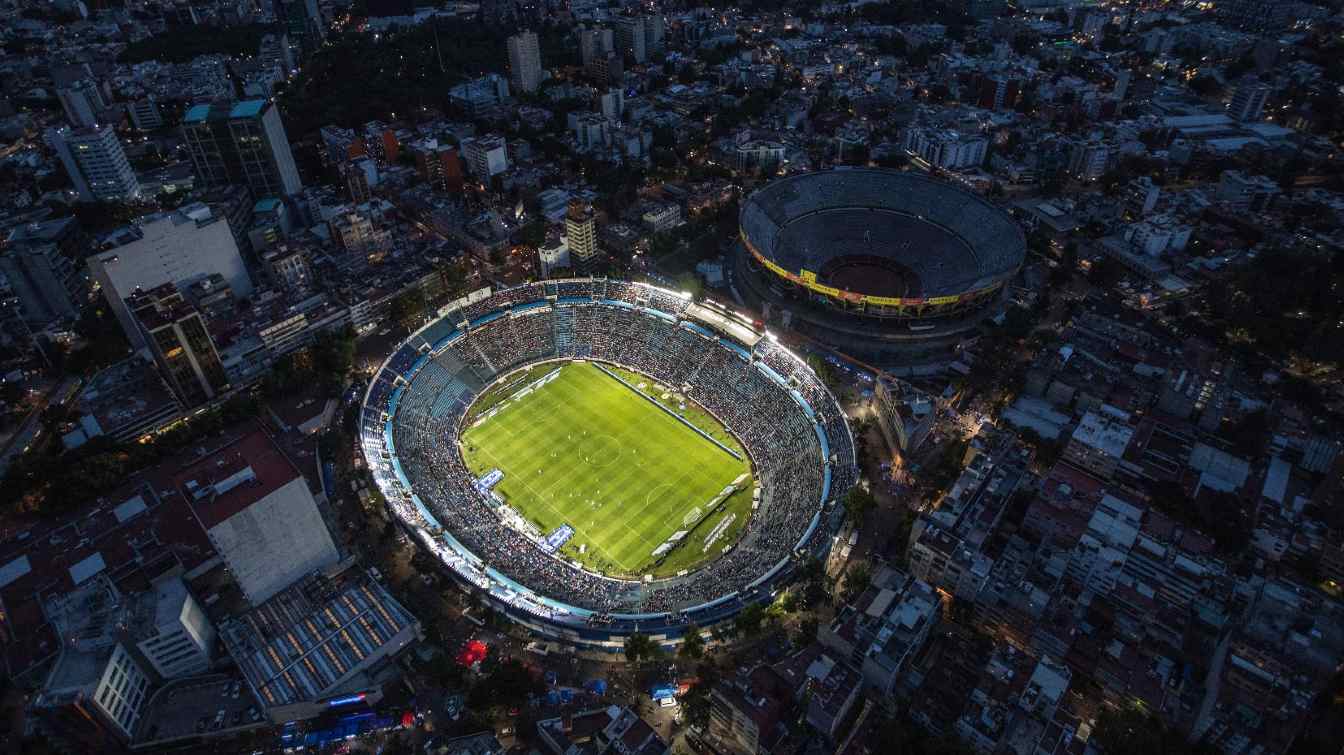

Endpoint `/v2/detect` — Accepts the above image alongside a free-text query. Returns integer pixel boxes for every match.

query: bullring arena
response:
[736,168,1027,363]
[360,279,856,650]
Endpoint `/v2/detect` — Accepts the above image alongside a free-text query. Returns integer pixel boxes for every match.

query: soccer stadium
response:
[359,280,856,650]
[735,168,1027,363]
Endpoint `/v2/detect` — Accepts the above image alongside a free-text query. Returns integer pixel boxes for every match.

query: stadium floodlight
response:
[679,290,693,299]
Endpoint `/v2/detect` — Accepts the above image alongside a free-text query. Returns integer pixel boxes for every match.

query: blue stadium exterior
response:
[359,279,857,651]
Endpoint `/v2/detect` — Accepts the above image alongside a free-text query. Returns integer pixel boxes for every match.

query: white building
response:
[1125,214,1191,256]
[1122,176,1161,217]
[56,79,107,128]
[573,112,610,151]
[88,203,252,349]
[462,135,509,179]
[183,430,340,606]
[48,125,140,202]
[733,139,786,173]
[641,203,682,233]
[902,128,987,170]
[1217,170,1279,212]
[1068,139,1110,181]
[135,576,216,678]
[507,30,543,94]
[35,579,156,742]
[1228,78,1270,123]
[538,234,570,277]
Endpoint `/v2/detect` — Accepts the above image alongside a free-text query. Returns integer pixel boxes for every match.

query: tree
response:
[733,602,768,638]
[1225,409,1271,457]
[805,354,840,390]
[624,632,660,666]
[1188,74,1223,97]
[840,561,872,605]
[387,288,427,330]
[517,220,547,249]
[842,486,877,525]
[681,682,712,730]
[467,657,542,712]
[1090,702,1208,754]
[795,615,819,646]
[1089,255,1124,289]
[678,625,705,661]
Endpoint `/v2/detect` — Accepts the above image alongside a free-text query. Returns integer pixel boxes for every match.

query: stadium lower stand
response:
[360,279,856,650]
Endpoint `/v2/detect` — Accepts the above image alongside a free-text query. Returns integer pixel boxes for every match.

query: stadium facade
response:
[360,280,856,651]
[735,168,1026,364]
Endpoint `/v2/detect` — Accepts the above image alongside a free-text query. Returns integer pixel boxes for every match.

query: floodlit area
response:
[460,361,752,578]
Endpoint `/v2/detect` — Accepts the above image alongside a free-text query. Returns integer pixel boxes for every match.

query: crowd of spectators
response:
[359,280,856,621]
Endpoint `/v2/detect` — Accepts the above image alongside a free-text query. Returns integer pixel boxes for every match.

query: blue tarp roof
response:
[182,104,211,123]
[229,99,267,118]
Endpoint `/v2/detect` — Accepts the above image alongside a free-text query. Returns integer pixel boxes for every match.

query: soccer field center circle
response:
[579,433,621,469]
[360,279,857,640]
[458,360,752,578]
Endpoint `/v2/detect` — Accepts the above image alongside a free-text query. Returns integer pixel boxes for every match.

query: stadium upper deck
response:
[740,169,1025,318]
[359,279,856,650]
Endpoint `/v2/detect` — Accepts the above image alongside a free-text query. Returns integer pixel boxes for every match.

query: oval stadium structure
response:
[736,168,1026,362]
[359,279,856,651]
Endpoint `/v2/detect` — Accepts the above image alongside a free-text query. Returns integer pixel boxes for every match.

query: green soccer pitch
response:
[459,361,754,578]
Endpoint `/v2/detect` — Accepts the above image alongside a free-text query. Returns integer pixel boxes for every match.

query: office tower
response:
[278,0,325,54]
[600,88,624,122]
[0,243,85,326]
[588,52,624,85]
[87,202,252,349]
[0,217,87,327]
[579,26,614,66]
[56,79,107,128]
[1228,78,1270,122]
[462,135,509,179]
[262,245,312,291]
[1112,70,1131,101]
[448,74,511,118]
[507,30,543,94]
[645,15,665,54]
[615,16,647,64]
[343,157,377,202]
[1122,176,1161,218]
[1067,139,1110,181]
[130,284,229,405]
[31,640,152,749]
[181,99,303,197]
[47,125,140,202]
[258,33,297,78]
[565,200,601,272]
[410,140,464,192]
[128,97,164,131]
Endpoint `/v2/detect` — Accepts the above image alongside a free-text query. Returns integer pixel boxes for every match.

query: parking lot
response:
[135,675,265,743]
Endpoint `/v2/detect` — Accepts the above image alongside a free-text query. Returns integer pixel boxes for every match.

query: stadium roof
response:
[741,169,1024,300]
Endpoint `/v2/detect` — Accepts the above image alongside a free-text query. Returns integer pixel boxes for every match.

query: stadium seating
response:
[361,279,857,622]
[741,168,1025,298]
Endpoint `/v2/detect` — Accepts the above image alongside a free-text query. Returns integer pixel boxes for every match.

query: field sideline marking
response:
[462,362,746,575]
[536,367,736,543]
[467,440,634,572]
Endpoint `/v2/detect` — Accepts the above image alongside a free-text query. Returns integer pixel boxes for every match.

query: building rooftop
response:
[220,560,418,709]
[1070,411,1134,458]
[173,430,305,531]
